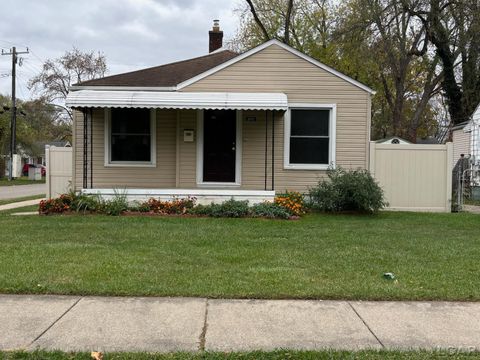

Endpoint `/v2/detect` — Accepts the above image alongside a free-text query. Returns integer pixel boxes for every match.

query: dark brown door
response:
[203,110,236,182]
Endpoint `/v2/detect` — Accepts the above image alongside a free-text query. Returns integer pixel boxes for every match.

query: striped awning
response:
[66,90,288,111]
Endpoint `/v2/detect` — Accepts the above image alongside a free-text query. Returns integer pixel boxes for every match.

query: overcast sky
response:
[0,0,241,100]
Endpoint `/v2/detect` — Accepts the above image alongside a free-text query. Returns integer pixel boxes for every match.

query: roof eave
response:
[69,85,176,92]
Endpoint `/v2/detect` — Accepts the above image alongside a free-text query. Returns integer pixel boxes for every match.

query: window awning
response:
[66,90,288,111]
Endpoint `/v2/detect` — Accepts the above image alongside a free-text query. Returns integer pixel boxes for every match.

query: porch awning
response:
[66,90,288,111]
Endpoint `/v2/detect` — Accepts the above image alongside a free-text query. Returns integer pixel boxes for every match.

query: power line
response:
[28,49,46,64]
[15,73,29,99]
[18,62,41,77]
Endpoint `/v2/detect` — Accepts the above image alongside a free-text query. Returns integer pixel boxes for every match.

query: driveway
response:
[464,205,480,214]
[0,183,46,200]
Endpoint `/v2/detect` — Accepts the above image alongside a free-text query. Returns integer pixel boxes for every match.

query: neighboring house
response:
[376,136,411,145]
[66,21,374,203]
[451,104,480,164]
[416,137,439,145]
[23,141,71,166]
[469,103,480,163]
[451,121,471,164]
[451,104,480,191]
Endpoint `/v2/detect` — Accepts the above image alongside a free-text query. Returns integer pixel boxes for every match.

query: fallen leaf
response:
[91,351,103,360]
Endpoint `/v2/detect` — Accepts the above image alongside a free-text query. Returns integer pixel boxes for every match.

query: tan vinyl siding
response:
[182,44,370,192]
[178,109,197,187]
[74,108,176,189]
[241,110,270,190]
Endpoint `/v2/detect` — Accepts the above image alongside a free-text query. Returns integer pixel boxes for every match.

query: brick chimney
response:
[209,19,223,53]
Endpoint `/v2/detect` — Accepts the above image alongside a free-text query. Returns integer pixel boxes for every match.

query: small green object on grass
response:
[383,272,396,280]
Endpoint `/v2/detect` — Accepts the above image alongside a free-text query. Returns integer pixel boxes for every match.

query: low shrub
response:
[189,199,250,218]
[142,197,196,214]
[39,198,70,215]
[129,201,151,213]
[187,203,213,216]
[103,191,129,216]
[71,194,104,213]
[307,167,387,214]
[40,194,296,219]
[274,191,305,216]
[250,202,292,219]
[217,198,250,217]
[40,190,124,216]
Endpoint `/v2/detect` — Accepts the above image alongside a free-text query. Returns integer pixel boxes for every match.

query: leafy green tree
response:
[0,94,71,160]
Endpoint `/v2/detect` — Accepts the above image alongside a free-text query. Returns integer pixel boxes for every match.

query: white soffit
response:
[66,90,288,111]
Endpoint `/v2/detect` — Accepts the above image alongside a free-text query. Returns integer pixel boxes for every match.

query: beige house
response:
[66,22,374,203]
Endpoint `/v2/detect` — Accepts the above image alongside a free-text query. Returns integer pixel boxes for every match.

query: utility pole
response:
[2,46,29,180]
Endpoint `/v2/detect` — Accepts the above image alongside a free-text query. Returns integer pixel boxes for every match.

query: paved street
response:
[0,184,46,200]
[1,295,479,353]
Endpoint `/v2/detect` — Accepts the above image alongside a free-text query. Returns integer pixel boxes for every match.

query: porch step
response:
[82,189,275,205]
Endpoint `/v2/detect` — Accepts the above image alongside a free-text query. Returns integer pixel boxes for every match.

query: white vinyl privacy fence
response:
[46,146,73,198]
[369,142,453,212]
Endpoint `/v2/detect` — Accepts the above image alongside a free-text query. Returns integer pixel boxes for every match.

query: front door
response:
[203,110,236,182]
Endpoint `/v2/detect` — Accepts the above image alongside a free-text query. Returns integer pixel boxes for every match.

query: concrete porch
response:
[82,188,276,205]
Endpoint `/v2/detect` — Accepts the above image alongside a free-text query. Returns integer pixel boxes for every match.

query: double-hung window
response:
[284,105,336,170]
[105,108,156,166]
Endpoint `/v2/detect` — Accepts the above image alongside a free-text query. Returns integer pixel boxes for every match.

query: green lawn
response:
[0,176,45,186]
[0,194,45,206]
[0,210,479,300]
[2,350,479,360]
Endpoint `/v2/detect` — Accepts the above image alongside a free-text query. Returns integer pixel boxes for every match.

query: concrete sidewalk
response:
[1,295,479,353]
[0,198,44,212]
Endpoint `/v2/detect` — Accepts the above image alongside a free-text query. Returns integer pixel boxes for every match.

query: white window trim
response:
[196,109,242,187]
[104,108,157,168]
[284,103,336,170]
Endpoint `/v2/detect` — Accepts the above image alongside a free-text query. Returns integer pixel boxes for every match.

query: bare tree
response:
[29,47,107,120]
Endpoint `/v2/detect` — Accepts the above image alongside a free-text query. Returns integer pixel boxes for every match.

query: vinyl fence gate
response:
[46,146,73,198]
